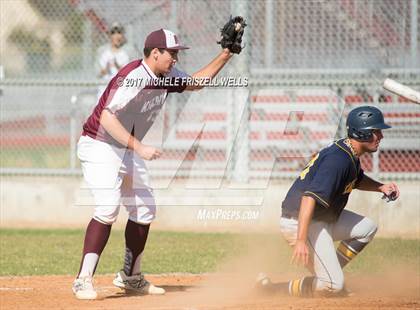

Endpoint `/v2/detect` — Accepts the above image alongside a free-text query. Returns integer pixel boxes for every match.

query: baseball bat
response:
[383,78,420,104]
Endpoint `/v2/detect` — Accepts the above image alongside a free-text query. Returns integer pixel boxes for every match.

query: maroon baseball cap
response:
[144,29,189,50]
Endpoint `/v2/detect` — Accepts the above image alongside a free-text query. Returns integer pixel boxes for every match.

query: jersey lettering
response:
[300,153,319,180]
[141,93,167,113]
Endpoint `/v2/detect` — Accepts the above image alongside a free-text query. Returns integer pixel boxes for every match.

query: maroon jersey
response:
[83,59,188,148]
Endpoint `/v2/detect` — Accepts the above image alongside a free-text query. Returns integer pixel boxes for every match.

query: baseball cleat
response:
[113,270,165,295]
[339,286,355,297]
[72,276,97,300]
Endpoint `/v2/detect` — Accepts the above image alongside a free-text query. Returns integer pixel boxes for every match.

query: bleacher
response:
[154,87,420,175]
[1,85,419,176]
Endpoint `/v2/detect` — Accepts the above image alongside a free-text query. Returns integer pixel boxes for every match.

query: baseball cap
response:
[144,29,189,50]
[109,22,124,34]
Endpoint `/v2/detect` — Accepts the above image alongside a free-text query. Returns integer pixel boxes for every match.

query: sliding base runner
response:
[257,106,400,297]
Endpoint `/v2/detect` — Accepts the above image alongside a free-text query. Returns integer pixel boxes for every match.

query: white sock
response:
[78,253,99,278]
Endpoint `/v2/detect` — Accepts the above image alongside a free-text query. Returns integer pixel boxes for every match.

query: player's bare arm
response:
[356,175,400,200]
[292,196,316,266]
[185,49,233,91]
[100,109,161,160]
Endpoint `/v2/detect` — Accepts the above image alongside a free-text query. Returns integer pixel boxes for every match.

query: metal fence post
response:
[82,20,93,73]
[372,149,380,179]
[265,0,274,67]
[411,0,418,68]
[70,95,78,170]
[232,0,250,183]
[168,0,179,136]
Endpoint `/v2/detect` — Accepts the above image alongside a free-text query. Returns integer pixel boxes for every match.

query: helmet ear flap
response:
[348,127,372,141]
[356,129,373,141]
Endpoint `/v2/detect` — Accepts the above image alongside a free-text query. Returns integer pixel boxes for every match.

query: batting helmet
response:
[346,106,391,141]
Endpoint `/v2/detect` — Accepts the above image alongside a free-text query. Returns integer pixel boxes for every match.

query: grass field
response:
[0,229,419,276]
[0,147,72,169]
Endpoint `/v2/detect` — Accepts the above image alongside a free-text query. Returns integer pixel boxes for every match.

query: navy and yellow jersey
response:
[281,139,364,222]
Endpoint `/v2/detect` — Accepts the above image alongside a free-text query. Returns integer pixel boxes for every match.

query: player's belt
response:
[281,212,298,220]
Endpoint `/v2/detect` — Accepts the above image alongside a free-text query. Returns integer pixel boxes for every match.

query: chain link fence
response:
[1,0,419,181]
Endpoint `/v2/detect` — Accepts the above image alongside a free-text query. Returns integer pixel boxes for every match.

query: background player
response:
[257,106,400,297]
[72,17,246,300]
[96,22,135,98]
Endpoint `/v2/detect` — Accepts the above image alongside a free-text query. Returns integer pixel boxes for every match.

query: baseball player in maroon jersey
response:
[72,18,246,300]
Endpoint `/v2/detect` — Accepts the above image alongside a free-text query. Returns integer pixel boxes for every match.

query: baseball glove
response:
[217,15,247,54]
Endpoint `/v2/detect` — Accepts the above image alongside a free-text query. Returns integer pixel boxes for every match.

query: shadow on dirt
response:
[103,285,197,299]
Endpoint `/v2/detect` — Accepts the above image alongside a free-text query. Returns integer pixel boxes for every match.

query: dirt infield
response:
[1,273,419,310]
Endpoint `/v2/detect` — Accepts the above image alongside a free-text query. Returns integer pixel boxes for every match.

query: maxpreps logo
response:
[140,92,166,114]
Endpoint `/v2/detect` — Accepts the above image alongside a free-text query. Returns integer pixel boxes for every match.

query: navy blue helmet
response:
[346,106,391,141]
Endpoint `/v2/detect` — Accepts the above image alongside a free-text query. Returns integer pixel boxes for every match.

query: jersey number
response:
[300,153,319,180]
